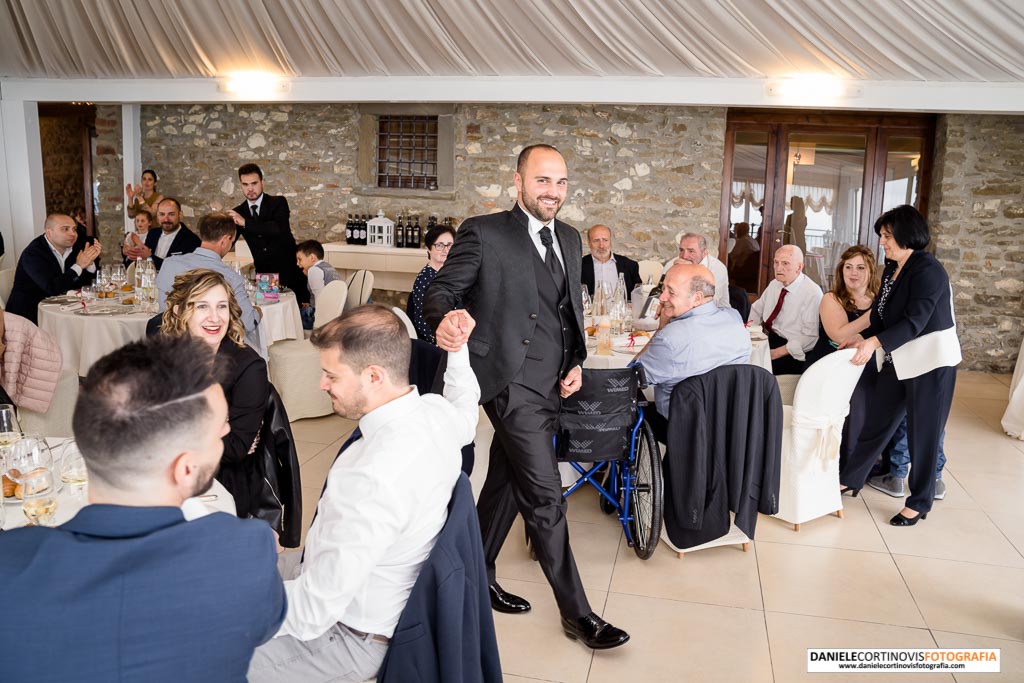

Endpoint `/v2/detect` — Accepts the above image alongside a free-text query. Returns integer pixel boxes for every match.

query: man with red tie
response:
[748,245,823,375]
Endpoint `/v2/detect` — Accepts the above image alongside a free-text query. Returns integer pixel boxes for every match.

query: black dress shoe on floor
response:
[890,511,927,527]
[489,583,531,614]
[561,612,630,650]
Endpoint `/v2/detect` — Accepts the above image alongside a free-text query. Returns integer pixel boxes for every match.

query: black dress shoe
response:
[489,583,531,614]
[561,612,630,650]
[890,511,927,527]
[840,486,861,497]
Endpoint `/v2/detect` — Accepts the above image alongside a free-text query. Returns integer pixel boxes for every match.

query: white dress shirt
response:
[592,254,619,293]
[249,193,264,216]
[521,204,565,272]
[278,347,480,641]
[45,237,92,277]
[155,227,181,260]
[748,272,823,361]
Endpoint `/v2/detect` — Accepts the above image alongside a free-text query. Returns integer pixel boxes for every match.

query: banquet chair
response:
[0,267,16,307]
[637,260,663,286]
[267,280,347,420]
[19,368,79,438]
[776,374,799,406]
[772,349,866,531]
[233,238,252,259]
[391,307,416,338]
[345,270,375,312]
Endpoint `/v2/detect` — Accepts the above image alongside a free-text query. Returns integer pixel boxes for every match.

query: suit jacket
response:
[663,364,782,549]
[0,505,285,682]
[377,475,502,683]
[233,194,310,303]
[144,223,201,270]
[867,250,961,379]
[6,234,96,324]
[580,253,641,296]
[422,203,587,403]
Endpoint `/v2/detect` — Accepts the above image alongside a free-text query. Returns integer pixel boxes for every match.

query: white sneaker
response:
[934,478,946,500]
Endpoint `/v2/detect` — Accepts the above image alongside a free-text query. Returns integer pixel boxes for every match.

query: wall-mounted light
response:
[765,76,863,105]
[218,71,291,96]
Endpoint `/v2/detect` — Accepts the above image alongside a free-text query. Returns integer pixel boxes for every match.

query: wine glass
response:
[21,467,57,526]
[5,436,53,485]
[0,404,21,443]
[581,286,593,317]
[58,441,88,500]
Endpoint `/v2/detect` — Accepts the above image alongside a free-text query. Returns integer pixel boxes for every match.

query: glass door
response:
[721,127,774,294]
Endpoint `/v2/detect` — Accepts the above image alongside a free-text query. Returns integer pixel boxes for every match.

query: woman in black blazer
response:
[161,268,269,521]
[839,205,961,526]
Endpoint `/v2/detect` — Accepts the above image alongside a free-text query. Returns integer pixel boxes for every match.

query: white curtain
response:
[731,181,765,209]
[788,184,835,215]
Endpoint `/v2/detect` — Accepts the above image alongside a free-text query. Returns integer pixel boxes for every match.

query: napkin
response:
[60,302,86,312]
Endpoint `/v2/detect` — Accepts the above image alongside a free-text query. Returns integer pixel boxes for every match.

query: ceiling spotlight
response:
[218,71,291,95]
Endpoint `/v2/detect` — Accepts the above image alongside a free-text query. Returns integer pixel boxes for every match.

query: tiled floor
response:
[291,370,1024,682]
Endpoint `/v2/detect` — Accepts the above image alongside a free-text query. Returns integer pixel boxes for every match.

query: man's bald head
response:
[660,263,716,321]
[44,213,77,250]
[587,224,613,262]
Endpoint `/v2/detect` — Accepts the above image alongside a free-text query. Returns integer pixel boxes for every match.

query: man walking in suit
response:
[228,163,310,303]
[580,224,641,296]
[6,213,102,323]
[136,197,201,270]
[0,335,286,682]
[423,144,629,650]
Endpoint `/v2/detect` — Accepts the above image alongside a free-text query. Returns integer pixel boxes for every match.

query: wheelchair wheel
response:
[627,420,663,560]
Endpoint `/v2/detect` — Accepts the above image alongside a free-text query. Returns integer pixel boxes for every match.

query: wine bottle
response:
[395,213,406,249]
[639,273,666,321]
[410,215,421,248]
[345,214,353,243]
[358,215,367,245]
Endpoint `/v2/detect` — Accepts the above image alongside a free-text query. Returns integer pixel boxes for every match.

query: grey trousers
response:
[248,552,388,683]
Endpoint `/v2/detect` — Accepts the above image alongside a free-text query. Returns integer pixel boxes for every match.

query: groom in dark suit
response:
[423,144,629,650]
[228,163,310,304]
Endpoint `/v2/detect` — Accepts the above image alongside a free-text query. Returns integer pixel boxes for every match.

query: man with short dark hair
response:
[7,213,102,323]
[248,304,479,683]
[580,224,641,296]
[0,335,286,682]
[156,211,261,348]
[636,263,751,441]
[135,197,201,269]
[227,163,309,303]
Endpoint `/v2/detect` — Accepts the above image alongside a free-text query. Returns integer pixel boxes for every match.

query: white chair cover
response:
[233,239,252,259]
[391,307,416,338]
[19,368,79,438]
[314,280,348,329]
[126,261,137,285]
[1002,335,1024,440]
[345,270,375,312]
[0,267,16,306]
[773,349,866,526]
[637,259,663,285]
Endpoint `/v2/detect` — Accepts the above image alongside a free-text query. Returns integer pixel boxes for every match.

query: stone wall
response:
[93,105,124,262]
[39,115,84,216]
[929,114,1024,373]
[138,103,725,262]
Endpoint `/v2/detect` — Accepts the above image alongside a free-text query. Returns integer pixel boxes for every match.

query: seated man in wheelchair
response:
[633,263,752,442]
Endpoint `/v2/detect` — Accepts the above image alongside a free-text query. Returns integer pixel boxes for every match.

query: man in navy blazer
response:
[580,224,641,296]
[228,163,310,303]
[0,335,286,683]
[137,197,201,269]
[6,213,102,323]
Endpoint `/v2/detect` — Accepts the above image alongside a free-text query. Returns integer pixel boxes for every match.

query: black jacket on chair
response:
[6,234,95,324]
[144,223,201,270]
[663,364,782,549]
[580,253,642,297]
[377,474,502,683]
[251,385,303,548]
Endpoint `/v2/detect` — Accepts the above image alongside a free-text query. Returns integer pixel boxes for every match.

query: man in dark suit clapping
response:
[6,213,101,323]
[423,144,630,650]
[228,163,310,304]
[580,223,642,297]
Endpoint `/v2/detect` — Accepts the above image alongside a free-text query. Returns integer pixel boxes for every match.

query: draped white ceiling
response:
[1,0,1022,82]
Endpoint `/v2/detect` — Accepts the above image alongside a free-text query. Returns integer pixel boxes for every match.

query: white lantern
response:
[367,210,394,248]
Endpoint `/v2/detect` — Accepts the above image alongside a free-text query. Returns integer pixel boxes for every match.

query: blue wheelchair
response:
[556,365,664,559]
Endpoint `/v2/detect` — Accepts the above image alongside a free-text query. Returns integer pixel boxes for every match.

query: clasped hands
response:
[435,310,477,353]
[838,334,882,366]
[77,240,103,268]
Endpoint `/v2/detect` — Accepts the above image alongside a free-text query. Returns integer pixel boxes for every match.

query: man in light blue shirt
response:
[636,263,751,440]
[156,212,260,348]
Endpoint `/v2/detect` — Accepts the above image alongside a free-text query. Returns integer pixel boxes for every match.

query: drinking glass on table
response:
[21,467,57,526]
[5,436,53,485]
[0,404,22,444]
[58,441,88,500]
[80,285,96,305]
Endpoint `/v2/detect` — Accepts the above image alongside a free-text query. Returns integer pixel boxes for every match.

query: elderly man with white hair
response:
[663,232,730,309]
[748,245,823,375]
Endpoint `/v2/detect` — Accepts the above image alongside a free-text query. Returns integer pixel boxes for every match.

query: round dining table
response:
[257,291,304,345]
[38,299,153,376]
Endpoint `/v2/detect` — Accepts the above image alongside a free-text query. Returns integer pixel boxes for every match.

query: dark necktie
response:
[539,226,565,293]
[251,204,259,218]
[763,287,788,335]
[300,427,362,563]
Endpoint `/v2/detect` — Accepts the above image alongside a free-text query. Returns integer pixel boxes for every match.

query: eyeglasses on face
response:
[430,242,454,251]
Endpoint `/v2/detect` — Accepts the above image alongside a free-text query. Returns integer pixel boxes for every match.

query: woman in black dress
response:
[407,222,456,344]
[161,268,269,520]
[806,245,878,365]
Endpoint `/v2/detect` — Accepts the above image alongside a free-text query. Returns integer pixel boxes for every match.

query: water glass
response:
[57,441,88,500]
[5,436,53,484]
[21,468,57,526]
[581,286,593,317]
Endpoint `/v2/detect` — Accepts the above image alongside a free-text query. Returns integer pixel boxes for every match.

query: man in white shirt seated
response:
[248,304,481,683]
[663,232,730,309]
[748,245,823,375]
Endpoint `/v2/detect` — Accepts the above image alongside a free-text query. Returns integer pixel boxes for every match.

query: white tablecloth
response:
[258,291,303,346]
[1002,336,1024,440]
[582,337,772,371]
[39,301,152,376]
[2,439,236,530]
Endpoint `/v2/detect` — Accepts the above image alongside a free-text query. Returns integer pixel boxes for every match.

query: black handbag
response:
[250,385,303,548]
